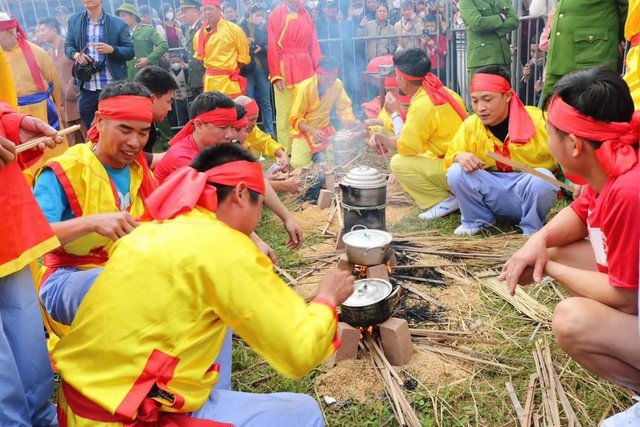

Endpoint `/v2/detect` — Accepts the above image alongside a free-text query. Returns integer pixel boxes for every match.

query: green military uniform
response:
[115,3,170,80]
[128,24,169,80]
[459,0,519,76]
[184,17,206,97]
[541,0,627,99]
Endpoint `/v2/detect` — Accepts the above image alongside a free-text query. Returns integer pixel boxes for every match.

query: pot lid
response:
[342,278,393,307]
[343,227,392,248]
[340,166,386,189]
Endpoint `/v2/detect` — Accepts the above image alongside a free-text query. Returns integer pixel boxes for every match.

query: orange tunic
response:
[267,2,321,87]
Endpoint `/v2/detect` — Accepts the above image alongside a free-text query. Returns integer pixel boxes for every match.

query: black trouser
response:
[78,88,101,130]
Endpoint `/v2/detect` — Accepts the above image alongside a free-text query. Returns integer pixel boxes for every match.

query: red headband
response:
[87,95,154,141]
[0,18,18,31]
[548,95,640,177]
[142,161,265,221]
[471,73,535,143]
[1,16,47,92]
[317,66,339,77]
[243,99,259,116]
[234,115,249,130]
[202,0,221,6]
[169,107,237,145]
[395,69,468,120]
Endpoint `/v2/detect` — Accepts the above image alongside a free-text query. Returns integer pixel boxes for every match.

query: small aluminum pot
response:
[340,279,400,327]
[342,226,392,266]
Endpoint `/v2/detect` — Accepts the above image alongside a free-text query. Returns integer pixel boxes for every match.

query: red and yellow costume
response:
[624,0,640,109]
[267,0,321,153]
[289,74,355,168]
[390,72,467,209]
[193,1,250,97]
[53,164,338,426]
[0,17,68,183]
[245,126,284,157]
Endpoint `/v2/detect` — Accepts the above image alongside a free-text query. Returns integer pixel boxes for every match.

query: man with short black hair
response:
[53,142,354,426]
[444,65,558,235]
[133,65,178,154]
[34,81,156,338]
[37,17,87,147]
[65,0,135,128]
[389,48,467,221]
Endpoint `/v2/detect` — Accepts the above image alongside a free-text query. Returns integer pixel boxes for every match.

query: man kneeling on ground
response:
[500,67,640,412]
[53,143,355,426]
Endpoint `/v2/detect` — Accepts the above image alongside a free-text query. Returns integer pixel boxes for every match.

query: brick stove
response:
[327,250,413,366]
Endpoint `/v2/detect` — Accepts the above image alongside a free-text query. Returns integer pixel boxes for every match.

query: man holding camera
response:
[65,0,134,129]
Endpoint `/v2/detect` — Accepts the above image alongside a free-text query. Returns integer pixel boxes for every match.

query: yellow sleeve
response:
[396,97,436,156]
[234,25,251,66]
[289,82,311,134]
[245,127,284,158]
[335,80,356,124]
[193,30,203,61]
[206,231,337,379]
[0,47,17,106]
[443,119,470,169]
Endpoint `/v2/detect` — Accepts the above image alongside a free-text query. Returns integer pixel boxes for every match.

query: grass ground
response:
[237,199,634,426]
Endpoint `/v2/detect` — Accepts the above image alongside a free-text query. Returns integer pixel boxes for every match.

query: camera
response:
[73,56,101,82]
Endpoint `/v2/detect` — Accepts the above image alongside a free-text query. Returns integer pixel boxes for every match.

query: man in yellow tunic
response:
[388,48,468,220]
[53,142,355,426]
[289,56,358,168]
[235,95,302,193]
[0,13,67,179]
[444,66,558,236]
[624,0,640,109]
[33,81,156,338]
[193,0,250,96]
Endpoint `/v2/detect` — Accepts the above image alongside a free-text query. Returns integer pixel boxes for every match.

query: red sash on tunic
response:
[205,68,247,92]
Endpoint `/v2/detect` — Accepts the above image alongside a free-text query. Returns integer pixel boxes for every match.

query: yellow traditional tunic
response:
[390,87,467,209]
[193,19,251,96]
[54,207,338,425]
[5,40,68,182]
[443,106,556,173]
[289,75,355,168]
[244,126,284,158]
[624,0,640,109]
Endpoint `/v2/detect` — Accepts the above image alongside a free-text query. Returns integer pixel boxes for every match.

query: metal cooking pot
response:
[339,166,387,207]
[342,203,386,232]
[342,226,392,266]
[340,278,399,327]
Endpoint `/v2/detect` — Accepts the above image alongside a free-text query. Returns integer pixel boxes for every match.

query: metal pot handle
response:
[350,225,368,232]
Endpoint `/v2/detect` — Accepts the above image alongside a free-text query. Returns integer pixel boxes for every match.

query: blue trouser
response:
[446,163,558,235]
[245,67,274,136]
[192,388,325,427]
[39,267,234,391]
[0,267,56,427]
[78,88,101,129]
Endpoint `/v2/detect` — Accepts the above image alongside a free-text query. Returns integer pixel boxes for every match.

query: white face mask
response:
[418,11,426,18]
[171,63,182,71]
[306,0,318,8]
[165,12,174,20]
[393,0,401,8]
[533,57,545,67]
[353,7,363,15]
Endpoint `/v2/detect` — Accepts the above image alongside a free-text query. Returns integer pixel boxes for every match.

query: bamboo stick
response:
[522,373,538,427]
[274,265,298,285]
[486,151,573,191]
[321,201,338,235]
[417,343,519,372]
[400,284,449,309]
[506,382,524,423]
[16,125,81,153]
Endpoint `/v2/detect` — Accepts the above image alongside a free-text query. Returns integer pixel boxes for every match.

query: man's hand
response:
[283,216,304,249]
[369,132,395,150]
[316,269,355,307]
[498,233,548,296]
[91,212,139,241]
[19,116,62,150]
[454,152,485,172]
[135,57,151,68]
[92,42,114,55]
[276,177,301,193]
[309,128,325,143]
[384,91,400,114]
[73,51,92,65]
[275,150,290,169]
[534,78,542,94]
[523,62,532,79]
[274,80,285,92]
[0,136,16,168]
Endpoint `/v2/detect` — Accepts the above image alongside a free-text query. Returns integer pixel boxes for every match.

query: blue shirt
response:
[34,165,132,223]
[85,13,112,91]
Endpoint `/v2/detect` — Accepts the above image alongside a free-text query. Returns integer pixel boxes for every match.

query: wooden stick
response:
[506,382,524,424]
[522,373,538,427]
[16,125,81,153]
[486,151,573,191]
[274,265,298,285]
[401,284,449,309]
